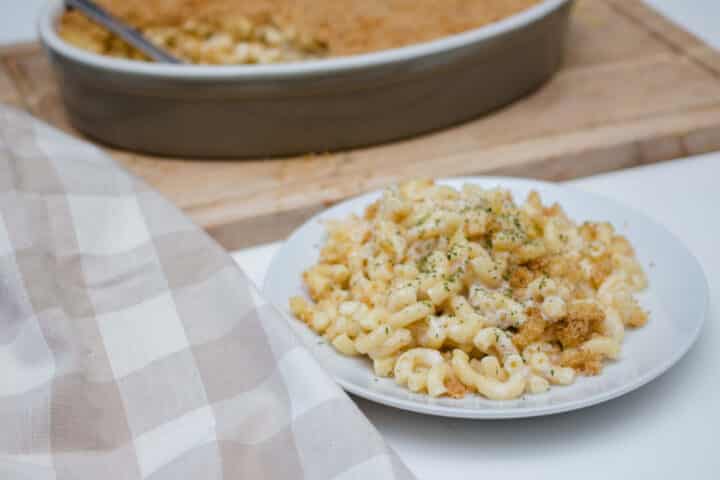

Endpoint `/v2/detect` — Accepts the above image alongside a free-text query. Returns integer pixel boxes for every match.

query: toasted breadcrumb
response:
[445,374,470,399]
[560,349,603,376]
[509,266,534,289]
[551,301,605,348]
[512,306,546,350]
[568,301,606,325]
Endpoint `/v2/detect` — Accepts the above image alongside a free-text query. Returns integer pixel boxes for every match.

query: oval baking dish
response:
[39,0,573,158]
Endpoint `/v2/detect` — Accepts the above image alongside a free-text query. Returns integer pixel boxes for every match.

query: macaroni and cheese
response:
[290,180,648,400]
[58,0,542,65]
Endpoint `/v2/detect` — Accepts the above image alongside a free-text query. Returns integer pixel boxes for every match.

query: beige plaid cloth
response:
[0,106,414,480]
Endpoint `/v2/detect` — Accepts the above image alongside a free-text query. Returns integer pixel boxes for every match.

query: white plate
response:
[263,177,708,419]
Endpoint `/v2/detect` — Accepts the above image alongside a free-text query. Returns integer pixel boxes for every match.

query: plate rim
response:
[262,176,710,419]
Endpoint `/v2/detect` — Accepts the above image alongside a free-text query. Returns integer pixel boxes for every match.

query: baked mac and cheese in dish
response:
[290,180,648,400]
[59,0,542,64]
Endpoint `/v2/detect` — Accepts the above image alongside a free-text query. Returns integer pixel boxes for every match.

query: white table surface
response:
[2,1,718,479]
[233,154,720,479]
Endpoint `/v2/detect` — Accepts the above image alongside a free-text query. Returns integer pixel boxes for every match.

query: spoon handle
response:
[65,0,183,64]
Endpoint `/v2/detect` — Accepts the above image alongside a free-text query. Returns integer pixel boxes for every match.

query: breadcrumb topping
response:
[59,0,542,63]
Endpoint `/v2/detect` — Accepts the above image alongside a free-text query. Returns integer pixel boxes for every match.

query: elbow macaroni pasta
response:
[290,180,649,400]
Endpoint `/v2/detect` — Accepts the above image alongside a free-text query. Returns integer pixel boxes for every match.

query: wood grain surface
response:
[2,0,720,249]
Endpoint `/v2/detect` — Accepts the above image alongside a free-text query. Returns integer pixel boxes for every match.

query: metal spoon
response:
[65,0,183,63]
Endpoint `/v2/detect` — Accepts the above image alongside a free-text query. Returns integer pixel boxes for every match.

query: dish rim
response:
[38,0,570,79]
[262,176,709,419]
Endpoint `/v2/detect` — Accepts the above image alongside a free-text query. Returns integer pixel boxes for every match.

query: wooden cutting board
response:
[2,0,720,249]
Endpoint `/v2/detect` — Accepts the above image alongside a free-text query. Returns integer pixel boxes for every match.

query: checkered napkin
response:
[0,106,414,480]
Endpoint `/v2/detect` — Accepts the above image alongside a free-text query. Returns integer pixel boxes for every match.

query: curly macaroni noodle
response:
[290,180,649,400]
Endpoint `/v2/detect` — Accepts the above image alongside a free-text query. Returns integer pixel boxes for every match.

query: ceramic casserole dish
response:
[39,0,573,158]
